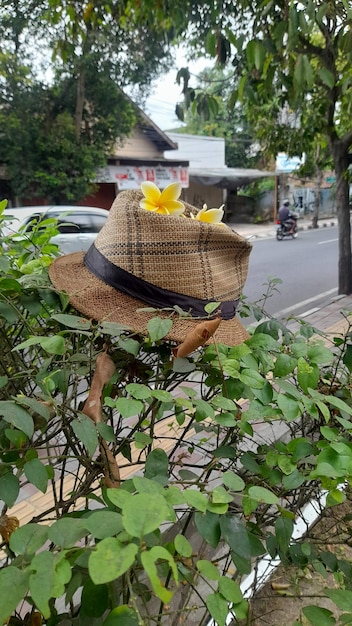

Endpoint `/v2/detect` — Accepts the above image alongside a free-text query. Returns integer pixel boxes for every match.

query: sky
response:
[144,49,208,131]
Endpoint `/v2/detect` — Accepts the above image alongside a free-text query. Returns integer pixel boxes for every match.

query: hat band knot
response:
[84,244,239,320]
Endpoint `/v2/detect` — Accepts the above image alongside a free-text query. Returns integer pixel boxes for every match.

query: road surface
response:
[242,225,338,323]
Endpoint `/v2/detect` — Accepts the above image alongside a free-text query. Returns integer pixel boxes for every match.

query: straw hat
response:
[49,189,252,346]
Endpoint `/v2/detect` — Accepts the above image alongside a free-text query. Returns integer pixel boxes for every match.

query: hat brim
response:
[49,252,250,346]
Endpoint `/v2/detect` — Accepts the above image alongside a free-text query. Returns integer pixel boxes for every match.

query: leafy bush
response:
[0,199,352,626]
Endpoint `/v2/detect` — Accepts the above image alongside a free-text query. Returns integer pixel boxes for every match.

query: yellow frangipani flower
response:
[140,182,185,216]
[195,203,225,225]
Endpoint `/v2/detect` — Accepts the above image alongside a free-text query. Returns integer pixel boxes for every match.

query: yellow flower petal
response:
[196,205,224,224]
[139,199,159,212]
[140,181,185,217]
[159,182,182,203]
[162,200,185,213]
[141,181,161,204]
[167,206,186,216]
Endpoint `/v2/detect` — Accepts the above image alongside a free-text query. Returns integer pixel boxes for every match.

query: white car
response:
[2,205,109,254]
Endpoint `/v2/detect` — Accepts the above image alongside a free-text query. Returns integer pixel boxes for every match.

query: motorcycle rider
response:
[278,199,297,234]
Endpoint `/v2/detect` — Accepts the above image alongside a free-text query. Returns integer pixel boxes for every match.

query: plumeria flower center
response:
[139,182,185,216]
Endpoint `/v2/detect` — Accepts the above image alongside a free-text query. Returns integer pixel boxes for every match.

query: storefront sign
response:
[97,165,189,189]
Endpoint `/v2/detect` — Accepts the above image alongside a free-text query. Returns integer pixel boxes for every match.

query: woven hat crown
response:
[93,190,251,303]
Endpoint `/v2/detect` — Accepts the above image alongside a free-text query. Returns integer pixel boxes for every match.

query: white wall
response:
[165,133,226,168]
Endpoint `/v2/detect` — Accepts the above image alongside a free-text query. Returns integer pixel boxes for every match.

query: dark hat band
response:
[84,244,239,320]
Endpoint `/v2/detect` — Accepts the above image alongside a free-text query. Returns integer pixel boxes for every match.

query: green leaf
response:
[239,369,265,389]
[0,472,19,507]
[97,422,115,442]
[174,534,192,557]
[0,401,34,437]
[141,546,178,603]
[122,493,172,537]
[302,605,335,626]
[134,432,152,448]
[29,551,56,618]
[325,395,352,416]
[83,510,124,539]
[275,517,293,554]
[81,578,109,618]
[197,559,220,580]
[220,515,251,560]
[185,489,208,512]
[218,576,243,603]
[125,383,151,400]
[222,471,245,492]
[114,397,144,418]
[48,518,88,548]
[10,523,48,555]
[297,357,319,393]
[325,589,352,612]
[204,301,221,315]
[273,353,297,377]
[318,67,335,89]
[194,398,215,421]
[206,592,229,626]
[294,54,314,89]
[277,394,301,421]
[0,277,22,292]
[0,302,18,323]
[89,538,138,584]
[212,486,234,504]
[277,455,296,475]
[51,313,92,330]
[254,41,267,70]
[151,389,173,402]
[118,337,140,356]
[211,395,237,411]
[16,396,50,421]
[283,469,305,490]
[144,448,169,483]
[246,40,256,67]
[24,459,48,493]
[0,567,29,624]
[99,321,132,336]
[307,344,334,365]
[103,606,140,626]
[40,334,66,355]
[72,415,99,457]
[133,476,163,495]
[343,344,352,372]
[195,511,221,548]
[248,486,279,505]
[147,317,173,342]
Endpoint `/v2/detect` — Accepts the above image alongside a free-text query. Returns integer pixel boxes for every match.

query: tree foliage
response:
[174,66,261,169]
[174,0,352,294]
[0,0,180,204]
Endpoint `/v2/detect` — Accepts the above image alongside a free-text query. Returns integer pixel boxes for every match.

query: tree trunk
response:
[331,141,352,294]
[311,168,322,229]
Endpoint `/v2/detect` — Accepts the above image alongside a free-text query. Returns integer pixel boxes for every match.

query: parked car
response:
[2,205,109,254]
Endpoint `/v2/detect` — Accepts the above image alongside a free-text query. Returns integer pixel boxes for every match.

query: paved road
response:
[242,225,338,322]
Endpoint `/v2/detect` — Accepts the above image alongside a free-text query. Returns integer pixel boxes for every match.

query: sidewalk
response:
[227,215,337,240]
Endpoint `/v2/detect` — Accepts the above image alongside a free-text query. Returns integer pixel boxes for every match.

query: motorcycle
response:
[276,217,298,241]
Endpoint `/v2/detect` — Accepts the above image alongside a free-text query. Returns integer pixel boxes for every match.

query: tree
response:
[174,66,261,168]
[174,1,352,294]
[0,0,180,203]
